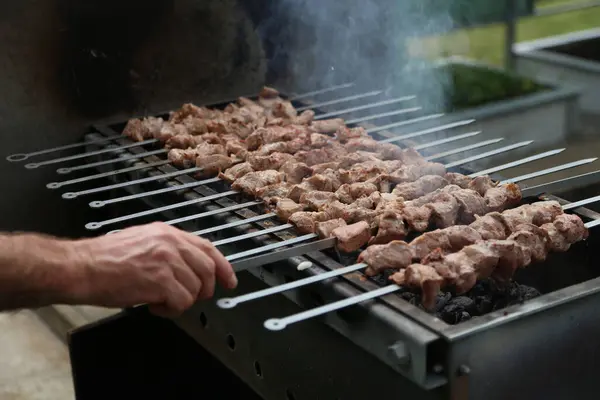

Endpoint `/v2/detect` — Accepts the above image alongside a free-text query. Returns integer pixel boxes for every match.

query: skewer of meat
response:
[359,200,563,276]
[390,213,588,309]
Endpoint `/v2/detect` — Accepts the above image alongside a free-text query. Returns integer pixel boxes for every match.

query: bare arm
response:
[0,223,237,314]
[0,232,87,311]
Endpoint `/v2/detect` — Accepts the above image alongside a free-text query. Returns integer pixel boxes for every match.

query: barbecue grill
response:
[9,84,600,400]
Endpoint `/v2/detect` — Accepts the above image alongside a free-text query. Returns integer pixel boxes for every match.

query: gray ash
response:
[369,274,541,325]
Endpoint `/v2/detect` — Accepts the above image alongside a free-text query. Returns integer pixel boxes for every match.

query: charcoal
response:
[433,292,452,312]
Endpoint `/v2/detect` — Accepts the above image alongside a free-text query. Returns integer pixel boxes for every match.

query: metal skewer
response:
[56,149,168,174]
[62,166,211,199]
[88,131,482,208]
[219,193,600,312]
[289,83,355,101]
[345,107,424,125]
[6,134,124,162]
[296,90,385,112]
[424,138,503,161]
[313,96,416,120]
[23,140,159,170]
[46,160,172,189]
[83,140,536,229]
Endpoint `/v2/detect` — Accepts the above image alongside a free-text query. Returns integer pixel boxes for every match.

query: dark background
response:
[0,0,415,237]
[0,0,267,237]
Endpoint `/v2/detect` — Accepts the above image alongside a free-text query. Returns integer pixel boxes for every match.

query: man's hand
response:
[74,222,237,316]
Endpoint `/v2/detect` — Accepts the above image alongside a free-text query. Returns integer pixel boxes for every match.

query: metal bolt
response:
[388,341,411,366]
[433,364,444,374]
[458,365,471,376]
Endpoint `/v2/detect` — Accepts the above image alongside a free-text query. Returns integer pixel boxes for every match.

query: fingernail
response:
[228,274,238,289]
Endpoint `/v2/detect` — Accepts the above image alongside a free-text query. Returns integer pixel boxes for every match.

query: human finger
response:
[162,279,196,315]
[184,234,237,289]
[179,241,217,299]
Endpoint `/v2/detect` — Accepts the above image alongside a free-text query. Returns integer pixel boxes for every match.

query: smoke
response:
[256,0,458,112]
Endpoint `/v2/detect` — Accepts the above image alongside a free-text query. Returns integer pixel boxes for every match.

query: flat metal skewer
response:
[56,149,168,174]
[46,160,172,189]
[6,134,124,162]
[424,138,503,161]
[345,107,424,125]
[289,83,355,101]
[62,166,209,199]
[84,140,535,229]
[377,119,475,143]
[296,90,384,112]
[23,139,159,169]
[217,196,600,308]
[88,131,482,208]
[469,148,566,178]
[313,96,416,120]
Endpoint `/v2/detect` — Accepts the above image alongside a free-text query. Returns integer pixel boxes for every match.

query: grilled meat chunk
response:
[311,118,345,134]
[219,162,254,183]
[281,161,312,184]
[335,182,378,204]
[316,218,347,239]
[370,210,408,245]
[332,221,371,253]
[255,183,293,206]
[276,199,305,221]
[123,117,164,141]
[451,189,487,224]
[300,191,338,211]
[335,126,369,142]
[196,154,234,176]
[360,241,414,276]
[386,162,446,184]
[392,175,449,200]
[289,211,329,234]
[248,152,294,171]
[484,183,522,212]
[412,226,482,260]
[232,171,285,196]
[168,148,198,168]
[444,172,472,189]
[390,265,444,310]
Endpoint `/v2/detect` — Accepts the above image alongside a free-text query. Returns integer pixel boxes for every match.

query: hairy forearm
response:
[0,232,88,312]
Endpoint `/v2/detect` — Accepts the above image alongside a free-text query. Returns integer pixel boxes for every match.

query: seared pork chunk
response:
[332,221,371,253]
[316,219,347,239]
[359,241,414,276]
[276,199,305,221]
[232,171,285,196]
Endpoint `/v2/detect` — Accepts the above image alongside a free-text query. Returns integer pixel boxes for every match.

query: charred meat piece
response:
[316,218,347,239]
[322,201,378,225]
[425,192,460,228]
[168,148,198,168]
[123,117,164,142]
[386,162,446,184]
[390,265,444,311]
[180,117,209,135]
[359,241,414,276]
[484,183,522,212]
[196,155,234,176]
[289,182,316,203]
[508,225,548,263]
[294,110,315,125]
[276,199,305,221]
[170,103,216,123]
[255,183,293,206]
[401,205,432,232]
[344,137,381,153]
[157,123,188,143]
[305,171,342,192]
[246,126,301,150]
[392,175,449,200]
[370,210,408,245]
[272,100,298,119]
[468,175,497,196]
[311,118,345,134]
[541,213,588,252]
[166,133,203,149]
[281,160,313,184]
[232,171,285,196]
[335,126,369,142]
[451,189,488,224]
[444,172,472,189]
[332,221,371,252]
[411,226,482,260]
[335,182,378,204]
[247,152,294,171]
[289,211,329,234]
[195,142,227,157]
[300,191,338,211]
[469,213,510,240]
[219,162,254,183]
[527,201,564,226]
[259,86,280,99]
[484,240,527,282]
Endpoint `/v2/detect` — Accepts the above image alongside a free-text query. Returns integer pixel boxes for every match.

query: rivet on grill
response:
[62,192,77,199]
[57,167,71,174]
[458,365,471,376]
